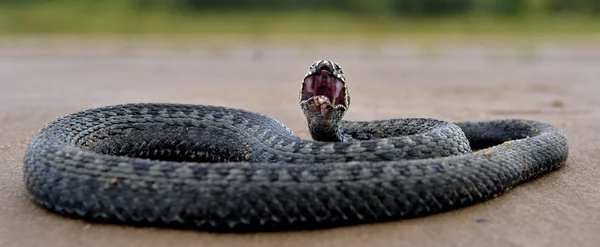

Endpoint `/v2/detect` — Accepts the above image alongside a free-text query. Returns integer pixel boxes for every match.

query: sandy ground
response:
[0,45,599,247]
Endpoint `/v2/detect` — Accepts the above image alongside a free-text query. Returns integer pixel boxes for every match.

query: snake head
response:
[299,59,350,110]
[299,60,350,141]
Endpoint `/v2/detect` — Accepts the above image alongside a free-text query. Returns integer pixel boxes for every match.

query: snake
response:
[23,59,569,232]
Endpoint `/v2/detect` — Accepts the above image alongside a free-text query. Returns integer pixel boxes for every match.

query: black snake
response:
[23,60,569,232]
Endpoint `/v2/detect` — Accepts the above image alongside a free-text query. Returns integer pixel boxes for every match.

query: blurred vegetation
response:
[1,0,597,16]
[0,0,598,44]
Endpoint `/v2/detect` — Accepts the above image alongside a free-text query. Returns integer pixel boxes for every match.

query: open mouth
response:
[300,70,347,108]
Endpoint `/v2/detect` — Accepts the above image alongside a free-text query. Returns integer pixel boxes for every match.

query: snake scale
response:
[23,60,569,232]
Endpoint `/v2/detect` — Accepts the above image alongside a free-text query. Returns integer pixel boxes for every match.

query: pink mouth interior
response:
[301,71,346,107]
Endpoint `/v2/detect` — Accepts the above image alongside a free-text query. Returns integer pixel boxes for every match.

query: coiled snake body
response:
[23,60,569,232]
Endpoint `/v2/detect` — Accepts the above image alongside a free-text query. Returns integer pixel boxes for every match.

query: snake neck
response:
[300,97,349,142]
[299,98,348,142]
[308,120,347,142]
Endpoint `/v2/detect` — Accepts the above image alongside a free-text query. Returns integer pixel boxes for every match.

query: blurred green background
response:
[0,0,599,45]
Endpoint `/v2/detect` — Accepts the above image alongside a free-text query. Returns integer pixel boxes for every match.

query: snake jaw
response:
[301,75,346,109]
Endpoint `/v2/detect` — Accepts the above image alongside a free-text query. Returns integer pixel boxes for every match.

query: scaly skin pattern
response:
[23,103,568,232]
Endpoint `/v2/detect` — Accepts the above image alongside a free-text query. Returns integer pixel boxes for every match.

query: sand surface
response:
[1,46,599,247]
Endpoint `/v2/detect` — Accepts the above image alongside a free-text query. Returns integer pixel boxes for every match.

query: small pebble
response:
[552,100,565,108]
[476,218,490,223]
